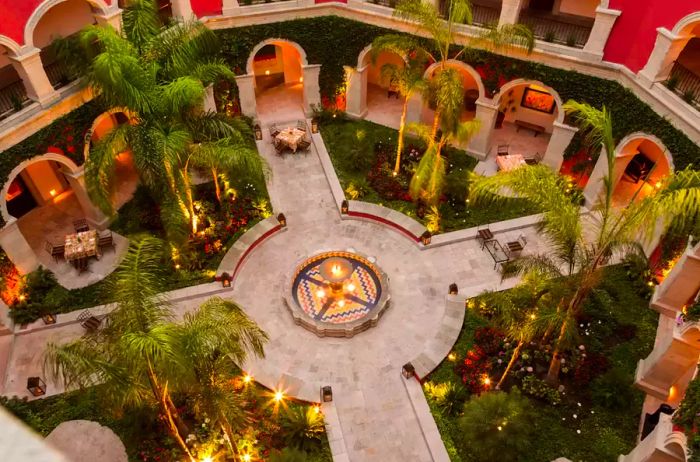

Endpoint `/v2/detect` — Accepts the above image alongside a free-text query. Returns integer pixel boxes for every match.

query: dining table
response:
[484,239,510,270]
[275,127,306,152]
[64,229,99,261]
[496,154,527,172]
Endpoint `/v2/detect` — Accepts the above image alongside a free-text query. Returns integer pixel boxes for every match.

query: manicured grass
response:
[320,118,539,233]
[425,265,657,462]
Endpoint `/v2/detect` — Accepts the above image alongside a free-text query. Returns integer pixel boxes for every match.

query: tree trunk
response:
[212,168,221,203]
[497,341,523,390]
[166,394,189,436]
[394,97,410,175]
[546,317,568,384]
[182,163,196,234]
[430,108,441,143]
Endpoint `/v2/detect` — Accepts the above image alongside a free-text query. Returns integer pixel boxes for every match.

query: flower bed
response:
[423,266,658,462]
[320,118,539,233]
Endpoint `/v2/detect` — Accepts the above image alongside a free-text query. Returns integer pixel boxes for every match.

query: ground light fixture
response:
[254,124,262,140]
[277,213,287,227]
[402,363,415,379]
[27,377,46,397]
[220,272,232,288]
[341,199,349,214]
[321,385,333,402]
[421,231,432,245]
[311,118,319,133]
[274,390,284,402]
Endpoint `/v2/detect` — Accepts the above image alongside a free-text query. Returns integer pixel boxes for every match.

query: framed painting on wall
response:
[520,86,556,114]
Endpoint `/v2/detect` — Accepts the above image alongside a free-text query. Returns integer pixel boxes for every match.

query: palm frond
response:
[159,77,206,115]
[410,144,446,205]
[122,0,161,52]
[85,123,131,216]
[474,23,535,54]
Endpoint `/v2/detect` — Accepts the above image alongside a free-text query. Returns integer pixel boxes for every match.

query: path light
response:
[274,390,284,402]
[41,313,56,325]
[311,118,319,133]
[254,124,262,140]
[277,213,287,227]
[27,377,46,397]
[402,362,415,379]
[421,231,432,246]
[448,352,457,361]
[321,385,333,402]
[201,457,213,462]
[243,374,252,385]
[242,454,251,462]
[220,272,231,288]
[448,283,458,295]
[341,200,349,214]
[483,375,491,387]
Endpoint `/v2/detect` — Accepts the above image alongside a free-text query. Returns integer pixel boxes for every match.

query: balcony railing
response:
[0,81,30,121]
[439,0,500,26]
[665,61,700,110]
[519,9,593,48]
[45,61,76,90]
[239,0,293,5]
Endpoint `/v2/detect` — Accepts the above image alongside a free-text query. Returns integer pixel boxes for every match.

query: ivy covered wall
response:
[216,16,700,170]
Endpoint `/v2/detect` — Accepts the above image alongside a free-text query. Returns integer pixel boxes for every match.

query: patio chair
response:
[44,241,65,262]
[77,310,102,332]
[296,120,307,131]
[274,139,287,155]
[72,256,89,273]
[297,138,311,152]
[476,225,494,250]
[73,218,89,233]
[506,234,527,257]
[525,152,544,165]
[98,230,115,253]
[269,125,280,137]
[496,145,510,156]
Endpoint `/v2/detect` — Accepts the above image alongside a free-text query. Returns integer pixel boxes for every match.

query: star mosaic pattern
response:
[292,254,382,324]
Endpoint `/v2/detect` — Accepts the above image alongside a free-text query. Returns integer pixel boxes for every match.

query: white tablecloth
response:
[276,128,306,152]
[496,154,527,172]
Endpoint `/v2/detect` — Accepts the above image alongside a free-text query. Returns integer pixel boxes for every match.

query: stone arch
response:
[245,38,309,76]
[423,59,486,101]
[613,132,674,172]
[356,44,409,69]
[83,107,133,158]
[671,11,700,36]
[493,78,565,123]
[0,35,22,56]
[24,0,111,49]
[0,153,81,223]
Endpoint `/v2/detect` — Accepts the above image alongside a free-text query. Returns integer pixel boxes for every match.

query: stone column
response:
[499,0,525,26]
[61,168,109,230]
[0,220,39,274]
[302,64,322,117]
[222,0,240,15]
[467,100,499,160]
[203,84,217,113]
[9,48,60,107]
[405,92,423,125]
[638,28,691,87]
[651,240,700,318]
[170,0,195,20]
[582,7,622,60]
[94,8,123,33]
[235,74,257,118]
[582,148,609,207]
[542,121,578,171]
[618,414,687,462]
[345,66,368,119]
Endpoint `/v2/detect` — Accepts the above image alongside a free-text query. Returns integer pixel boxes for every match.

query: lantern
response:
[220,272,232,288]
[277,213,287,227]
[421,231,432,246]
[321,385,333,402]
[311,118,319,133]
[448,283,458,295]
[254,124,262,140]
[402,363,415,379]
[27,377,46,397]
[41,313,56,325]
[341,200,349,214]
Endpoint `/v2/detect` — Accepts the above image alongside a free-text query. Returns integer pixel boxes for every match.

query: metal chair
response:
[269,125,280,137]
[77,310,102,332]
[506,234,527,257]
[296,120,307,131]
[274,139,287,155]
[98,231,115,253]
[73,218,89,233]
[496,145,510,156]
[44,241,65,262]
[297,138,311,152]
[476,225,494,250]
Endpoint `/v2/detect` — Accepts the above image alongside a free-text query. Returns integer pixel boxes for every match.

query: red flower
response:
[67,145,76,153]
[66,135,74,142]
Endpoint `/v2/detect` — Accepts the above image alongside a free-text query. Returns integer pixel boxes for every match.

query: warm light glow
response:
[49,189,57,197]
[314,405,321,414]
[669,385,677,400]
[529,313,536,320]
[338,300,346,308]
[18,295,25,302]
[202,457,213,462]
[331,264,342,276]
[175,264,181,270]
[483,376,491,386]
[497,425,503,431]
[346,283,355,292]
[655,181,662,189]
[316,289,326,298]
[528,84,549,93]
[265,70,270,75]
[242,454,251,462]
[448,353,456,361]
[299,76,304,83]
[274,390,284,402]
[647,281,655,287]
[243,374,252,384]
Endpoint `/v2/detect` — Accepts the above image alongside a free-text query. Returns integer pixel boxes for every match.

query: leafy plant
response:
[665,73,680,92]
[521,376,561,405]
[590,369,635,410]
[544,30,556,43]
[281,407,326,452]
[269,448,309,462]
[425,381,468,416]
[458,389,535,461]
[682,89,697,105]
[565,35,577,47]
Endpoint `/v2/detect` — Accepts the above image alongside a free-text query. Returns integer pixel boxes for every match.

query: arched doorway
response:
[421,60,485,128]
[246,39,308,121]
[489,79,564,161]
[87,110,139,210]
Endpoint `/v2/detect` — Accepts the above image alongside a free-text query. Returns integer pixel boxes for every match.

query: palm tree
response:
[370,35,429,175]
[469,101,700,383]
[43,237,195,461]
[69,0,264,239]
[170,297,269,453]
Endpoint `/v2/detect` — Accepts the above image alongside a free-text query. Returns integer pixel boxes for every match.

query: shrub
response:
[521,375,561,405]
[665,74,680,92]
[544,31,556,42]
[590,369,635,410]
[425,381,468,417]
[458,389,535,461]
[268,448,308,462]
[565,35,577,47]
[573,351,609,385]
[281,407,326,452]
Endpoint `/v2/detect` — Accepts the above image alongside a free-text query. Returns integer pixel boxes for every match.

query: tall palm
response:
[370,35,429,175]
[43,237,195,461]
[170,297,269,453]
[72,0,264,238]
[469,101,700,383]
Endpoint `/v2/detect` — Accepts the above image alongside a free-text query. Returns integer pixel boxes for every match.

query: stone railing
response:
[666,61,700,110]
[0,81,30,121]
[618,414,686,462]
[518,9,594,48]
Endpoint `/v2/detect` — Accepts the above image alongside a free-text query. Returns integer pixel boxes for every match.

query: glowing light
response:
[346,283,355,292]
[483,376,491,386]
[448,353,457,361]
[243,374,252,384]
[265,70,270,75]
[331,264,342,276]
[316,289,326,298]
[313,405,321,414]
[392,171,398,177]
[497,426,502,431]
[529,313,536,320]
[18,295,25,302]
[647,281,655,287]
[299,76,304,83]
[242,455,251,462]
[202,457,213,462]
[655,181,662,189]
[175,264,181,270]
[338,300,346,308]
[49,189,57,197]
[274,390,284,402]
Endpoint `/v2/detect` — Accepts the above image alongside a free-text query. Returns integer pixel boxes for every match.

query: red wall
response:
[191,0,222,17]
[605,0,700,72]
[0,0,43,45]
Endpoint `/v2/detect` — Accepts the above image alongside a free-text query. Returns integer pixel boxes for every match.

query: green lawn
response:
[319,118,539,233]
[425,265,658,462]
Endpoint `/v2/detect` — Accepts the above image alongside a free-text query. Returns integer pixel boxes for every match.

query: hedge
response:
[0,101,103,227]
[216,16,700,170]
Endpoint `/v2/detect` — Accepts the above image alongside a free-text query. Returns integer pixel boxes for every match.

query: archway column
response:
[467,100,499,160]
[61,168,109,230]
[582,7,622,60]
[542,121,578,171]
[582,148,609,207]
[235,74,257,118]
[499,0,525,26]
[94,8,123,33]
[346,65,368,119]
[302,64,321,117]
[9,48,59,107]
[170,0,195,20]
[638,28,692,88]
[0,219,39,274]
[222,0,240,15]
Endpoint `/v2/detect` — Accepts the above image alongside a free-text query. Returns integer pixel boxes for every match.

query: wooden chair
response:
[476,226,494,250]
[44,241,65,262]
[269,125,280,137]
[296,120,307,131]
[496,145,510,156]
[297,138,311,152]
[72,257,89,273]
[525,152,544,165]
[73,218,89,233]
[98,231,115,253]
[77,310,102,332]
[274,139,287,155]
[506,234,527,257]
